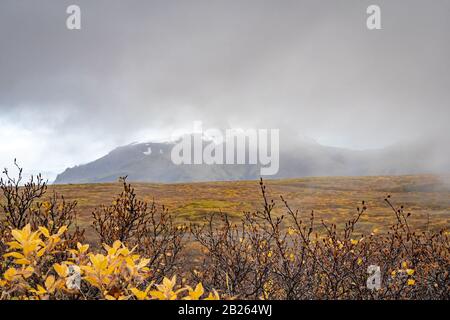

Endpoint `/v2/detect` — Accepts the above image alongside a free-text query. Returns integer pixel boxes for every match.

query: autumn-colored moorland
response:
[48,175,450,242]
[1,170,449,300]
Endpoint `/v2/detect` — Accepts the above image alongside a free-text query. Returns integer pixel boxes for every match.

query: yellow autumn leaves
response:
[0,224,220,300]
[4,224,66,265]
[389,262,416,286]
[130,276,219,300]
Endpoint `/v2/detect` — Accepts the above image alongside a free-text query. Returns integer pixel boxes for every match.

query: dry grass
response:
[46,174,450,242]
[1,171,449,300]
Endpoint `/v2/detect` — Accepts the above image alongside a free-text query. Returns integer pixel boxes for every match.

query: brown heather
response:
[0,162,448,300]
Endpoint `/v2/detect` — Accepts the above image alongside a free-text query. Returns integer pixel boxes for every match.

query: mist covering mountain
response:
[53,135,450,184]
[1,2,450,181]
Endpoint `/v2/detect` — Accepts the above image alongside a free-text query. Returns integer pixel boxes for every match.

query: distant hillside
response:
[54,136,450,184]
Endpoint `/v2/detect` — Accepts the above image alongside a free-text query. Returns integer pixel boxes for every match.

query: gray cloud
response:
[0,0,449,177]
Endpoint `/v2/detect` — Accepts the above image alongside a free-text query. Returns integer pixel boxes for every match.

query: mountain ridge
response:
[53,136,450,184]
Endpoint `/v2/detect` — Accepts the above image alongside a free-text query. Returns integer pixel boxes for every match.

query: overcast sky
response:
[0,0,449,180]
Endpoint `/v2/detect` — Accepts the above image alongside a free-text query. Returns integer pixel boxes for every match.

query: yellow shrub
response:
[0,224,219,300]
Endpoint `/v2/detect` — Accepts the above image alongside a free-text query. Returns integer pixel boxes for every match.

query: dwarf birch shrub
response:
[1,165,448,300]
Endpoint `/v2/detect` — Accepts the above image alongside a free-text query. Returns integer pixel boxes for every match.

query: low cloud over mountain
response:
[54,135,450,184]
